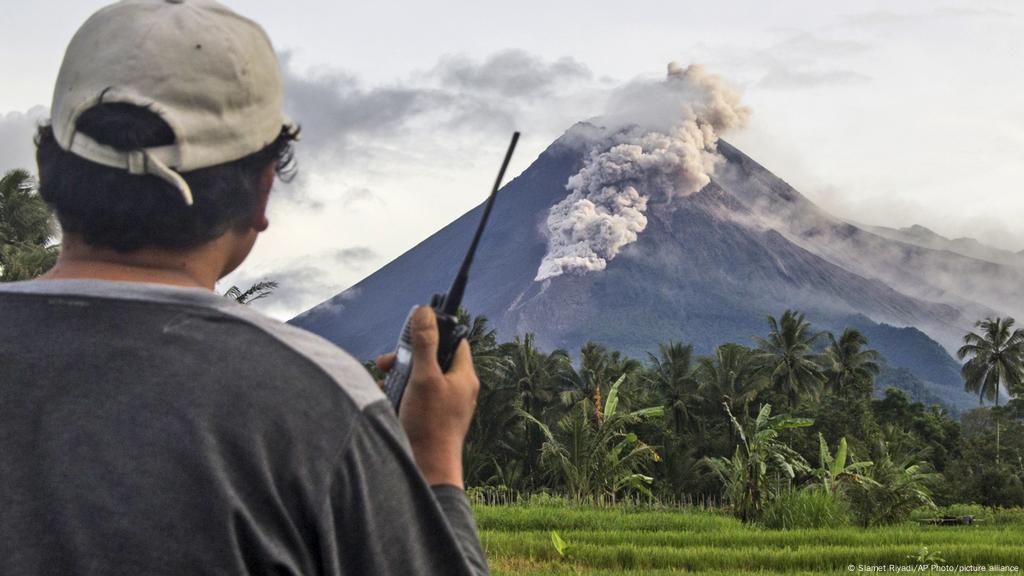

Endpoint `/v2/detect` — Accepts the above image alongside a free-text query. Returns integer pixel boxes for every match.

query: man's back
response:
[0,280,487,575]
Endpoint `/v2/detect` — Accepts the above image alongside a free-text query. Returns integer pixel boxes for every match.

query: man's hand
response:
[375,306,479,488]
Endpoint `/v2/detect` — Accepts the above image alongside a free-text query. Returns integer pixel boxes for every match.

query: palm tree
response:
[520,374,663,501]
[645,342,701,436]
[849,439,937,527]
[221,280,278,304]
[497,334,576,485]
[753,310,827,407]
[696,343,766,426]
[457,308,504,382]
[455,311,521,488]
[643,342,704,499]
[822,328,880,397]
[499,333,575,416]
[569,342,642,417]
[705,403,813,522]
[957,317,1024,464]
[464,369,522,489]
[0,169,59,281]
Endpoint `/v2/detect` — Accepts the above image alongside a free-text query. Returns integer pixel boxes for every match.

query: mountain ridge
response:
[865,223,1024,268]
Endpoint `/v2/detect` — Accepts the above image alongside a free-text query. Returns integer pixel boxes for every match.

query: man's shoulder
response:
[214,297,385,410]
[0,279,385,410]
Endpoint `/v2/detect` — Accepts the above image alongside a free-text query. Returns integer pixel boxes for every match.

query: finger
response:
[448,339,475,375]
[375,352,396,373]
[409,306,441,373]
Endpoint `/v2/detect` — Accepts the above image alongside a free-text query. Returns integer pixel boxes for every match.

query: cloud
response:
[330,246,377,269]
[686,31,872,92]
[222,244,379,320]
[0,106,47,174]
[431,50,592,98]
[768,32,869,58]
[757,68,871,89]
[753,32,871,90]
[339,186,383,207]
[241,264,338,318]
[280,50,594,169]
[842,6,1013,29]
[280,52,445,165]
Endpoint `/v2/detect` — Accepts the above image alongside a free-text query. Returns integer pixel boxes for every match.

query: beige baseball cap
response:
[51,0,296,206]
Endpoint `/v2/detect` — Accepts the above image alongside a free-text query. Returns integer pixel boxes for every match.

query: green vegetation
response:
[958,318,1024,466]
[0,169,58,281]
[753,310,826,407]
[704,403,812,522]
[520,374,664,501]
[474,501,1024,575]
[454,308,1024,526]
[760,488,853,530]
[847,440,938,527]
[809,434,873,497]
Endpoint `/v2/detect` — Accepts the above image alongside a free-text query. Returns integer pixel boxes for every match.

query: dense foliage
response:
[0,169,58,281]
[444,309,1024,527]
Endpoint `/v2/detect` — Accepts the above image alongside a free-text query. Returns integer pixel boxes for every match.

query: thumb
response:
[447,339,474,376]
[409,306,441,374]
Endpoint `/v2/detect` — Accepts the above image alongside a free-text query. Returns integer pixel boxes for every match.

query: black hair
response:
[35,103,298,252]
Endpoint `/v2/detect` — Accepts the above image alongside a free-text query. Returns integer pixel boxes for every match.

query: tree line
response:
[365,308,1024,526]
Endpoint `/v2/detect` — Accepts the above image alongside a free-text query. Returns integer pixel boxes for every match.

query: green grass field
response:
[475,504,1024,575]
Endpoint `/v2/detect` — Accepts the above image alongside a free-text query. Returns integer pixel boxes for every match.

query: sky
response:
[1,0,1022,319]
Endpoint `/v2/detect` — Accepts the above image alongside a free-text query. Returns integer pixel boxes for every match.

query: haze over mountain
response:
[863,224,1024,269]
[292,67,1020,412]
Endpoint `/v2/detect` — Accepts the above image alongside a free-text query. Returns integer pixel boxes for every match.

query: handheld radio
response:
[382,132,520,411]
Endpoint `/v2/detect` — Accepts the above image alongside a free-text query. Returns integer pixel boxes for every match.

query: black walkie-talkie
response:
[382,132,520,411]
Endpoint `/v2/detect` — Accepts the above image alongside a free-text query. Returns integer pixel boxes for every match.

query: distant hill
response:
[712,140,1023,352]
[866,223,1023,269]
[291,123,1017,411]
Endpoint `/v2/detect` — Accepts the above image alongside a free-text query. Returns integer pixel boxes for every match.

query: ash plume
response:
[535,63,750,281]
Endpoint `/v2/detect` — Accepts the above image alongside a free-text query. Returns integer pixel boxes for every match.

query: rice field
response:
[475,504,1024,575]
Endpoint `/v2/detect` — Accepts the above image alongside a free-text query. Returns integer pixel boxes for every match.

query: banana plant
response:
[520,374,663,501]
[705,403,813,522]
[811,433,875,495]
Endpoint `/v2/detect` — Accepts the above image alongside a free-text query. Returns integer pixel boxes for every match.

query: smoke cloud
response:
[535,63,750,281]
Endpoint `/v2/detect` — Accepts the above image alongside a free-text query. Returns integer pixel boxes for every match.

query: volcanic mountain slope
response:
[714,141,1023,349]
[291,124,1010,410]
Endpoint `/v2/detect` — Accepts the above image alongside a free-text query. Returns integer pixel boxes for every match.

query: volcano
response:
[290,123,1022,411]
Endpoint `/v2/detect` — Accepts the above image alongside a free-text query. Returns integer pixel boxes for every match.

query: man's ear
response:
[252,162,275,232]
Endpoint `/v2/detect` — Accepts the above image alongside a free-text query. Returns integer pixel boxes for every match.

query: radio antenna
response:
[441,131,520,316]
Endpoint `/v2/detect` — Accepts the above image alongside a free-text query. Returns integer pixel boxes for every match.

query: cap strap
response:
[67,132,194,205]
[130,151,193,206]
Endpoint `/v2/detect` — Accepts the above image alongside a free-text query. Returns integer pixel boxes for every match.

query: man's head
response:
[36,0,297,280]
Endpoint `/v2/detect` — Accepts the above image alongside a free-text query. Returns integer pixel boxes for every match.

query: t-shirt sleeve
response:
[430,484,488,574]
[319,400,489,576]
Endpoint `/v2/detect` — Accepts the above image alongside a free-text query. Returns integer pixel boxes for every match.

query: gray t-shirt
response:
[0,279,488,575]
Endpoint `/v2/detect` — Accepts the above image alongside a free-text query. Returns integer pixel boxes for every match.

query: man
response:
[0,0,488,574]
